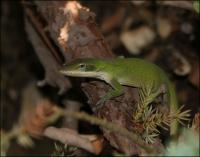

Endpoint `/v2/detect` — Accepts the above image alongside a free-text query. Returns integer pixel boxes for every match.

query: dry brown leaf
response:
[120,26,155,55]
[101,7,125,33]
[191,112,200,133]
[22,99,59,137]
[157,18,172,39]
[189,62,199,88]
[90,136,104,155]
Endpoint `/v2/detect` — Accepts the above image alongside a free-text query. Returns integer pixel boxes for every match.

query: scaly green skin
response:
[59,58,178,135]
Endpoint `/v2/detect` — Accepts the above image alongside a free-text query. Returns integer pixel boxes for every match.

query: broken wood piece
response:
[24,14,71,94]
[44,127,104,155]
[189,62,199,88]
[62,100,82,130]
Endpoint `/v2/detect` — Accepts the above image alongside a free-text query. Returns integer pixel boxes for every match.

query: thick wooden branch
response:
[34,1,115,60]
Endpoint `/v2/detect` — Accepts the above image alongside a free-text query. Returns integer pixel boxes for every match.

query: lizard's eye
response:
[79,63,96,71]
[79,64,86,71]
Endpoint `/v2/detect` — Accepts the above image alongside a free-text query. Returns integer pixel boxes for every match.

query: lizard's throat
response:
[60,70,100,78]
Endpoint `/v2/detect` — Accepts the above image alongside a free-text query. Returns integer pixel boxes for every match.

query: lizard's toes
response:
[93,99,106,112]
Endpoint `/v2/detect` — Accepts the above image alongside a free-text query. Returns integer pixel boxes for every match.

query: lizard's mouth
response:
[59,70,77,76]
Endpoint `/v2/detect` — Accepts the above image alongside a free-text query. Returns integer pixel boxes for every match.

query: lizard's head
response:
[59,58,105,78]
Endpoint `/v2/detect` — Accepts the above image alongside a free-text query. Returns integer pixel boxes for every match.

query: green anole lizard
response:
[59,58,178,136]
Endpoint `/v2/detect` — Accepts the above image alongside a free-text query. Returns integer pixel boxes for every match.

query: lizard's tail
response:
[168,82,179,136]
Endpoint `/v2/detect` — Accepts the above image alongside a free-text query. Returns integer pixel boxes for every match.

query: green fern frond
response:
[170,105,191,125]
[133,81,191,144]
[142,132,159,144]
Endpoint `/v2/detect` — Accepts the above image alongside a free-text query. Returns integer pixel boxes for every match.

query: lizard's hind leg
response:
[135,83,167,120]
[139,83,167,107]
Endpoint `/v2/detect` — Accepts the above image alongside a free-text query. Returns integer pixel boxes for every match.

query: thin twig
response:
[57,109,158,153]
[157,1,194,11]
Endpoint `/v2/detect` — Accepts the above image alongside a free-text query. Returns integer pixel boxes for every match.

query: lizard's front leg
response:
[95,78,124,110]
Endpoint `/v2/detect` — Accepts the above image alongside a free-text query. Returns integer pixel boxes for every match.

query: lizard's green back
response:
[106,58,168,88]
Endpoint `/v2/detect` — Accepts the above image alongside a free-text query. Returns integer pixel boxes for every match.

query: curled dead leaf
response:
[120,26,155,55]
[168,49,191,76]
[173,52,191,76]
